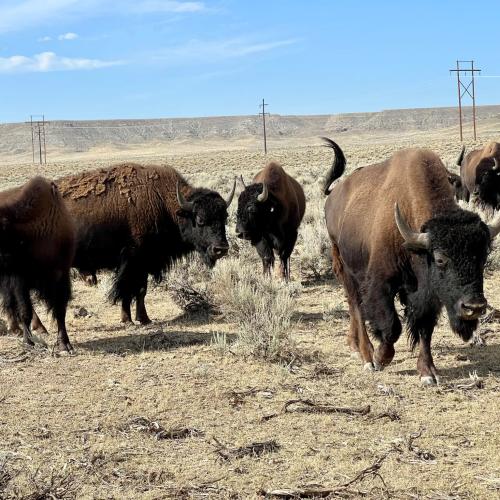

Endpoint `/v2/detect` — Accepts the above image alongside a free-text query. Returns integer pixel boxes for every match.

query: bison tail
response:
[456,145,466,166]
[321,137,346,195]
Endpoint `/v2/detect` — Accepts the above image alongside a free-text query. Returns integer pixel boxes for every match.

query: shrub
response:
[210,258,301,361]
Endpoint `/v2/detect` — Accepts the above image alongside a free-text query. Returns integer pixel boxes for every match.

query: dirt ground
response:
[0,130,499,499]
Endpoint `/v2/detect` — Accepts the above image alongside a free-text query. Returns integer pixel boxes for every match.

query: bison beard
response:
[324,139,499,384]
[0,177,75,352]
[57,164,233,325]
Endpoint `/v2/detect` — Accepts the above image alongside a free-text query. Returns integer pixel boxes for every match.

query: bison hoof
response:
[420,375,439,386]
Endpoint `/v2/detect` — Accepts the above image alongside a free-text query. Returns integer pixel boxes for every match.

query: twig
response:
[261,451,393,498]
[283,399,370,416]
[212,437,280,461]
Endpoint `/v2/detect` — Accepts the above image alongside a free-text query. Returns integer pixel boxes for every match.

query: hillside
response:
[1,104,499,161]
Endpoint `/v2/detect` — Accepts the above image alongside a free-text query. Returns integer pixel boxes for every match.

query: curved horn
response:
[487,214,500,239]
[394,203,430,249]
[456,145,466,166]
[257,182,268,203]
[176,181,194,212]
[493,157,499,171]
[225,177,237,207]
[239,175,247,188]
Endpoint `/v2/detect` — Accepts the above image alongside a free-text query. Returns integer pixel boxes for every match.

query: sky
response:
[0,0,498,122]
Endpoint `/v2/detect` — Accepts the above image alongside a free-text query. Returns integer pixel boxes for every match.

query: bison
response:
[446,169,468,202]
[0,177,75,352]
[236,161,306,280]
[55,163,235,325]
[458,142,500,208]
[323,137,500,384]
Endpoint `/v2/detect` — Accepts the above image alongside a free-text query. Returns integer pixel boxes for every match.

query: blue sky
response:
[0,0,498,122]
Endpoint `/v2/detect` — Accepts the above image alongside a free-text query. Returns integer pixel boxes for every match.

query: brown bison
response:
[236,161,306,280]
[446,169,468,202]
[323,137,500,384]
[458,142,500,207]
[56,163,235,324]
[0,177,75,351]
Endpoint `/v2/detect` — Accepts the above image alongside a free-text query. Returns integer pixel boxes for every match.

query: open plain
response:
[0,111,499,499]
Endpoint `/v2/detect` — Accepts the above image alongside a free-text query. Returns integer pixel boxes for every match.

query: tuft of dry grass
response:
[211,258,300,361]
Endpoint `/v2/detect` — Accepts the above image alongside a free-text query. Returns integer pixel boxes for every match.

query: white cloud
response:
[38,35,52,42]
[58,32,78,40]
[0,51,124,73]
[0,1,206,33]
[153,37,298,63]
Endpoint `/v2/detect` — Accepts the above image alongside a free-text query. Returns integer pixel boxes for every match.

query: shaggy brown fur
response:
[236,162,306,280]
[324,141,496,384]
[459,141,500,207]
[0,176,75,351]
[57,163,231,324]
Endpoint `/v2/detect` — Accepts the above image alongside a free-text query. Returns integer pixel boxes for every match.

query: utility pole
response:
[28,114,47,164]
[259,98,269,154]
[450,60,481,141]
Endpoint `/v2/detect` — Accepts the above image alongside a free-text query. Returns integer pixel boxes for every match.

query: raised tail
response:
[321,137,346,195]
[456,145,466,167]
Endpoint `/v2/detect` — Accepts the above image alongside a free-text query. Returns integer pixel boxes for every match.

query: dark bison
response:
[236,161,306,280]
[56,163,235,324]
[458,142,500,207]
[323,138,500,384]
[0,177,75,351]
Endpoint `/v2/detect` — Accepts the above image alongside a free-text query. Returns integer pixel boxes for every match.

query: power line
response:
[27,115,47,165]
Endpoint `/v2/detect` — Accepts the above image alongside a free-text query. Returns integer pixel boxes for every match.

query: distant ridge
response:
[1,105,499,158]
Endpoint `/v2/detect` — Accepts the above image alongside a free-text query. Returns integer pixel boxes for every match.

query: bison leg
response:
[121,297,133,323]
[278,230,297,282]
[255,238,275,276]
[135,274,151,325]
[363,282,401,370]
[50,274,73,353]
[330,243,375,368]
[14,284,35,347]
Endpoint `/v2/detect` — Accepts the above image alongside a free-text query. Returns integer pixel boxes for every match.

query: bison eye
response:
[195,215,205,227]
[433,251,449,267]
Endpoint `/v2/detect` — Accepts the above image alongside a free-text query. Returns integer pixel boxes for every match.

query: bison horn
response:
[493,158,499,171]
[257,182,269,203]
[176,182,194,212]
[225,177,237,207]
[394,203,430,249]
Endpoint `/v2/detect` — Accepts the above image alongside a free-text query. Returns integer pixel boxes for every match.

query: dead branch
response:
[212,437,280,461]
[283,399,370,416]
[121,417,203,440]
[261,451,393,498]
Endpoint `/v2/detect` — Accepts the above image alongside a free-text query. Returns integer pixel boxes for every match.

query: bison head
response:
[236,182,278,242]
[176,180,235,267]
[474,157,500,208]
[395,204,500,341]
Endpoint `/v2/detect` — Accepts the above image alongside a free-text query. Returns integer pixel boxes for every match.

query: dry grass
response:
[0,130,499,498]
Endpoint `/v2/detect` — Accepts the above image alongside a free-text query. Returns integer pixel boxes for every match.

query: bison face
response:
[396,206,495,341]
[236,183,278,242]
[476,166,500,208]
[176,189,230,268]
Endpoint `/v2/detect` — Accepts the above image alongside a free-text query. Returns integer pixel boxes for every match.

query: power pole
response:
[28,114,47,164]
[259,98,269,154]
[449,60,481,141]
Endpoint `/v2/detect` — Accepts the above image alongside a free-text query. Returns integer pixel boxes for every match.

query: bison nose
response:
[458,299,487,319]
[210,245,229,258]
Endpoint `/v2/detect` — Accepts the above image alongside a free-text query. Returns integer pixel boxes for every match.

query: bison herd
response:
[1,139,499,385]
